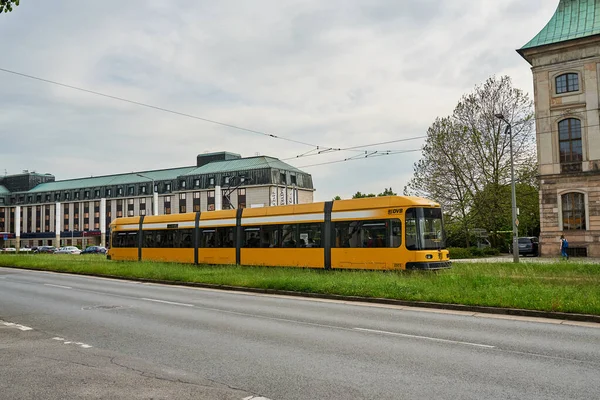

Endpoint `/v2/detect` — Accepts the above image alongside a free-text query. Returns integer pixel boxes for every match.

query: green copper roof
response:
[0,185,9,195]
[521,0,600,50]
[183,156,304,176]
[26,166,198,193]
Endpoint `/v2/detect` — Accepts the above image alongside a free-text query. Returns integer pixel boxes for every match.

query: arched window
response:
[562,192,586,231]
[558,118,582,172]
[556,73,579,94]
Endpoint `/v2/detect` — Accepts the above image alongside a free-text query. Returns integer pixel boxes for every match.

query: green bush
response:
[449,247,500,259]
[448,247,471,259]
[483,247,500,256]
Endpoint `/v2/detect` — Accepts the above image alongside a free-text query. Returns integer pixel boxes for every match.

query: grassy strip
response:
[1,254,599,315]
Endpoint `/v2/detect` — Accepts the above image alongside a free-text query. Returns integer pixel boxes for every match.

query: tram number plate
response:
[167,224,179,229]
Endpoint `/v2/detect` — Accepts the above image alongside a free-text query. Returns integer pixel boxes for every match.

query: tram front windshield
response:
[405,207,446,250]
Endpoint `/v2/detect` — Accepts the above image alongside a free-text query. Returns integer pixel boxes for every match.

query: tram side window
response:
[298,223,321,248]
[201,227,235,248]
[142,229,194,248]
[112,231,137,248]
[281,224,298,248]
[334,219,400,248]
[244,227,261,248]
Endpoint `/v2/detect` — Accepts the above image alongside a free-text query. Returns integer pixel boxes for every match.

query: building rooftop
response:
[183,156,303,176]
[520,0,600,51]
[24,166,198,193]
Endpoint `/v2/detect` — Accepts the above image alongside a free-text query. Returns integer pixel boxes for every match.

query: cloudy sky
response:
[1,0,558,201]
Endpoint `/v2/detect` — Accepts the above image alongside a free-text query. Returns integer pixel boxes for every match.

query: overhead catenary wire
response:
[2,67,595,169]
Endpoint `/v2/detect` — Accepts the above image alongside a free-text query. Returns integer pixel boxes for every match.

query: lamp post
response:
[136,173,158,216]
[495,113,519,263]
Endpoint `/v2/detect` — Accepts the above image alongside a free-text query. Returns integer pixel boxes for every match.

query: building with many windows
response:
[0,152,314,249]
[518,0,600,256]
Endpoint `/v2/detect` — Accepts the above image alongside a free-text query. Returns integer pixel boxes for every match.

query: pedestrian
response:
[560,235,569,260]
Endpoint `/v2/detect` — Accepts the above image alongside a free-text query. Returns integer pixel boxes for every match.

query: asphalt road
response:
[1,267,599,400]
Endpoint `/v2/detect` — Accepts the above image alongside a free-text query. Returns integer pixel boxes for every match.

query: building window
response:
[224,176,230,185]
[154,184,158,193]
[65,192,70,200]
[556,73,579,94]
[562,192,586,231]
[194,179,200,187]
[193,192,200,212]
[238,188,246,209]
[45,194,50,202]
[141,185,147,194]
[128,186,134,195]
[118,188,123,196]
[209,177,215,186]
[164,196,171,215]
[290,175,297,185]
[280,172,287,185]
[207,191,215,211]
[84,190,90,199]
[559,118,583,172]
[107,189,112,197]
[180,180,186,189]
[74,192,79,200]
[95,189,100,197]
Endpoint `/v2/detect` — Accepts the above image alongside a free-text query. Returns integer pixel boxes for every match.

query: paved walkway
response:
[453,254,600,263]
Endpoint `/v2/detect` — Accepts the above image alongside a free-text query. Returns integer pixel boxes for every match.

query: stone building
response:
[0,152,314,250]
[518,0,600,256]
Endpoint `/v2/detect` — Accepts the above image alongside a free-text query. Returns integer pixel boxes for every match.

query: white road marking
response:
[53,337,92,349]
[141,298,194,307]
[354,328,496,349]
[243,396,273,400]
[1,321,33,331]
[44,283,72,289]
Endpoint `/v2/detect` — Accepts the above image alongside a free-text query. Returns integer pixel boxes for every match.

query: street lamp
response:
[136,173,158,216]
[495,113,519,263]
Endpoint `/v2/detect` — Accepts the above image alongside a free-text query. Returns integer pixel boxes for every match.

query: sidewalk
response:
[453,254,600,263]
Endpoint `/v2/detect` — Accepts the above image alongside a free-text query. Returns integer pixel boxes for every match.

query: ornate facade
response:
[519,0,600,256]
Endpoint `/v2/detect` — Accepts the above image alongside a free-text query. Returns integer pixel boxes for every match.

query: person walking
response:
[560,235,569,260]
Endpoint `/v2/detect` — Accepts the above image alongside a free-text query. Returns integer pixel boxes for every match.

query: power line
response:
[282,135,427,161]
[0,67,318,148]
[0,66,431,159]
[297,149,421,168]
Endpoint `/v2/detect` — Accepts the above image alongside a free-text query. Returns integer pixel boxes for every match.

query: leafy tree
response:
[404,76,537,247]
[0,0,19,13]
[332,195,342,200]
[378,187,397,197]
[352,191,376,199]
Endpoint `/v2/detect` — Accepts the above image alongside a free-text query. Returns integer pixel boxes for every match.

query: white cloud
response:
[0,0,558,201]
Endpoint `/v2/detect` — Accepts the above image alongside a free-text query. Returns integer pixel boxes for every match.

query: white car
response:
[19,248,33,252]
[54,246,82,255]
[1,247,16,253]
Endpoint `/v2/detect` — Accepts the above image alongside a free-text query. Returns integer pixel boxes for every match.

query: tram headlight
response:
[426,254,433,260]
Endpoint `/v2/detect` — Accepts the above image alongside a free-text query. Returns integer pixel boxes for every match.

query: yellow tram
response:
[107,196,451,270]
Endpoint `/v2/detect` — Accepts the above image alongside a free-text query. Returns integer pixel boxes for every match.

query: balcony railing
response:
[561,162,582,173]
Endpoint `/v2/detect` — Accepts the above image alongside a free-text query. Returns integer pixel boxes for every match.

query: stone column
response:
[15,206,21,252]
[215,185,222,210]
[55,202,61,247]
[100,198,106,248]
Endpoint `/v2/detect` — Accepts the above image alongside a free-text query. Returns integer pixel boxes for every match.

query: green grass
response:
[1,254,599,315]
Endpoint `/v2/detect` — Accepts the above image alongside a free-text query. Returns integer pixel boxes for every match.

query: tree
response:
[378,187,397,197]
[332,195,342,200]
[352,192,376,199]
[0,0,20,13]
[404,76,537,247]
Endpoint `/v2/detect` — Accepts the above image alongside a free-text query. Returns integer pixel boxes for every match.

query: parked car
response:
[517,237,539,256]
[54,246,82,255]
[81,246,107,255]
[1,247,17,253]
[19,247,33,252]
[34,246,57,254]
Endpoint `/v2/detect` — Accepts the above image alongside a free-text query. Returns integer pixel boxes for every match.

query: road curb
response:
[4,265,598,324]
